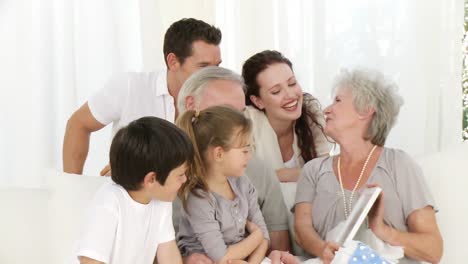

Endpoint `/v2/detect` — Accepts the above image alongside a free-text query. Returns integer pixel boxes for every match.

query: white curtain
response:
[0,0,143,186]
[1,0,463,185]
[215,0,464,157]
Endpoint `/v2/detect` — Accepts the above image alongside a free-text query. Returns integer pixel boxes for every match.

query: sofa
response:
[0,171,107,264]
[1,144,467,263]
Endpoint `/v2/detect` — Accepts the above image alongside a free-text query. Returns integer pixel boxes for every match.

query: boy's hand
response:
[100,164,111,176]
[78,256,104,264]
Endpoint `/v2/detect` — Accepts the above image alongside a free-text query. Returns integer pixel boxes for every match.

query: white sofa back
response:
[0,144,467,263]
[415,144,468,263]
[0,171,107,264]
[0,186,50,263]
[48,172,108,263]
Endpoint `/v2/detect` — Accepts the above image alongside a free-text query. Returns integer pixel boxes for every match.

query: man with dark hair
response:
[163,18,222,65]
[63,18,222,175]
[109,117,194,191]
[74,116,194,264]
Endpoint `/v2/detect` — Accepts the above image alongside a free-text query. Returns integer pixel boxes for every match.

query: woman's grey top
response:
[177,176,270,262]
[295,147,436,263]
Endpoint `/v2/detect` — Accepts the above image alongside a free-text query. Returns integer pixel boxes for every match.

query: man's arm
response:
[156,240,183,264]
[79,256,104,264]
[269,230,290,252]
[63,103,105,174]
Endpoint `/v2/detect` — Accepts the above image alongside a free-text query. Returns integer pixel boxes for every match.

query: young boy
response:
[75,116,194,264]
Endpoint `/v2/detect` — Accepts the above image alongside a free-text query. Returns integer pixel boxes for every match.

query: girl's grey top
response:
[177,176,269,262]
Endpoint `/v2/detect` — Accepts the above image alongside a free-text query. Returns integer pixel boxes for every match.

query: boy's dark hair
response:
[110,116,194,191]
[163,18,222,66]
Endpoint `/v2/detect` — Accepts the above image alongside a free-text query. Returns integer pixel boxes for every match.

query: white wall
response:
[139,0,217,71]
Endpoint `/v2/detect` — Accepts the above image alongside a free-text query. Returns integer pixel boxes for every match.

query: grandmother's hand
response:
[367,184,392,241]
[319,241,340,264]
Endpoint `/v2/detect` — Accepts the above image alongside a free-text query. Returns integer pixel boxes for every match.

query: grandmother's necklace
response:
[337,145,377,219]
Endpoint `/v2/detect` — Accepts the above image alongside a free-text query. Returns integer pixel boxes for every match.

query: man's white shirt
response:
[88,69,175,135]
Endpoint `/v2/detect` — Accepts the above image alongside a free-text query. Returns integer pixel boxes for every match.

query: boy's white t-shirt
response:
[75,181,175,264]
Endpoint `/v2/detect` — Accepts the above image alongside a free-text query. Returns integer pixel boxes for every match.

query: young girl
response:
[176,106,297,264]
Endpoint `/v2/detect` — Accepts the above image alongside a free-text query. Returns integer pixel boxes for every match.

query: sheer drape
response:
[0,0,143,185]
[1,0,463,185]
[215,0,464,157]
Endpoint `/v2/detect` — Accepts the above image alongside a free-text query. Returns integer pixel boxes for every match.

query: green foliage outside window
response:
[463,1,468,140]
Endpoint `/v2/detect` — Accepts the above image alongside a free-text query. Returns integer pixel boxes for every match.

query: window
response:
[463,0,468,141]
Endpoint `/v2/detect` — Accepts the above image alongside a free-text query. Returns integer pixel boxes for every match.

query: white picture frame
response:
[335,187,382,245]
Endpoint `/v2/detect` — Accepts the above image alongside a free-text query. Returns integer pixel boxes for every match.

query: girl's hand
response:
[184,252,214,264]
[279,251,298,264]
[268,250,281,264]
[226,260,248,264]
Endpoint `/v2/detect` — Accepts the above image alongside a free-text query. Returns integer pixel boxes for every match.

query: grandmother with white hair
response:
[293,68,443,264]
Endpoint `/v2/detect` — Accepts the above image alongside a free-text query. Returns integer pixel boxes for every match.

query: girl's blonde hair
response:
[176,105,252,208]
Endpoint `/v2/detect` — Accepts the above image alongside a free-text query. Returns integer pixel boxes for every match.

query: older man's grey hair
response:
[333,68,404,146]
[177,66,245,113]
